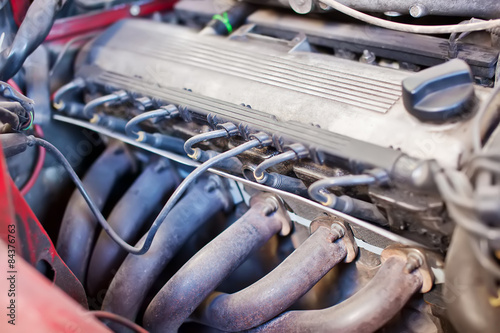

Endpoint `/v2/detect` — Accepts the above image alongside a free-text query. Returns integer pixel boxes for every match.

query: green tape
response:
[212,12,233,34]
[22,111,33,131]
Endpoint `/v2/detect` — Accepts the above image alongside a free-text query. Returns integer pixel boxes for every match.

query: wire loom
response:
[0,81,34,132]
[432,84,500,279]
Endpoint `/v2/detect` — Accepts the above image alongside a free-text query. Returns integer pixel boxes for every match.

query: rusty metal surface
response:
[56,142,133,282]
[250,256,423,333]
[310,216,358,263]
[101,175,230,321]
[194,217,348,331]
[381,245,434,293]
[86,158,179,297]
[143,192,291,332]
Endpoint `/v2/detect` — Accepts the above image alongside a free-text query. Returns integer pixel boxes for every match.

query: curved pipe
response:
[83,90,127,118]
[308,175,388,226]
[50,137,267,256]
[56,143,133,282]
[0,0,63,81]
[309,174,377,205]
[184,124,242,171]
[254,150,297,182]
[445,227,500,333]
[250,256,422,333]
[125,105,179,139]
[101,176,231,321]
[195,222,348,331]
[184,123,238,159]
[86,159,179,296]
[52,78,86,113]
[184,128,228,158]
[143,193,291,332]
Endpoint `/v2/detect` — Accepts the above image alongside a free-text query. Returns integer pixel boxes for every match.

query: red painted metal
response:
[46,0,178,41]
[9,0,31,26]
[0,138,88,307]
[0,241,110,332]
[0,139,107,330]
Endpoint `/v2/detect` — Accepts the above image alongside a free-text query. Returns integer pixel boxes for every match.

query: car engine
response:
[1,0,500,332]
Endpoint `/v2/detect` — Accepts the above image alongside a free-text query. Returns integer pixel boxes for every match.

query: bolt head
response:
[410,4,427,18]
[289,0,313,14]
[130,5,140,16]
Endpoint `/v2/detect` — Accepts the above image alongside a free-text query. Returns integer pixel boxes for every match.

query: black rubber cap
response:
[402,59,476,123]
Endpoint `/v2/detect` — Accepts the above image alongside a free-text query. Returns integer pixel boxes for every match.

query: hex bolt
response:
[289,0,313,14]
[262,197,280,216]
[404,252,424,274]
[327,223,345,243]
[360,50,376,64]
[409,4,428,18]
[130,5,140,16]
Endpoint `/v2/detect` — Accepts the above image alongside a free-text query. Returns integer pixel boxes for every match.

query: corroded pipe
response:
[101,175,231,321]
[86,158,179,296]
[194,217,356,331]
[57,142,133,282]
[143,193,291,333]
[250,256,423,333]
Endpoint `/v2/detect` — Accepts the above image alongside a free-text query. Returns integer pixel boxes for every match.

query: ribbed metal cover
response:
[78,19,488,167]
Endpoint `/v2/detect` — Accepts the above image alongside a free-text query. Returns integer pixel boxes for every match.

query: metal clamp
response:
[284,143,309,160]
[158,104,180,119]
[249,132,272,148]
[216,122,240,137]
[134,97,154,111]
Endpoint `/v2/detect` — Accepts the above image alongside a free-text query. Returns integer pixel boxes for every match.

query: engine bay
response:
[1,0,500,332]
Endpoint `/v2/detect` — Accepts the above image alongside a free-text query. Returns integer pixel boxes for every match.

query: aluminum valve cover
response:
[77,19,491,168]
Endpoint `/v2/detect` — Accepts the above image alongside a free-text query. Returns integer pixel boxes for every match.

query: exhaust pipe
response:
[194,216,358,331]
[143,193,292,333]
[86,158,179,297]
[57,142,133,282]
[249,247,431,333]
[101,175,231,321]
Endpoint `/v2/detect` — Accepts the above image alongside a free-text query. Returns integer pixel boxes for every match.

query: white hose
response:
[319,0,500,34]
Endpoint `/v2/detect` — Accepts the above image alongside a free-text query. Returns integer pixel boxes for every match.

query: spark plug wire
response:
[26,133,270,255]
